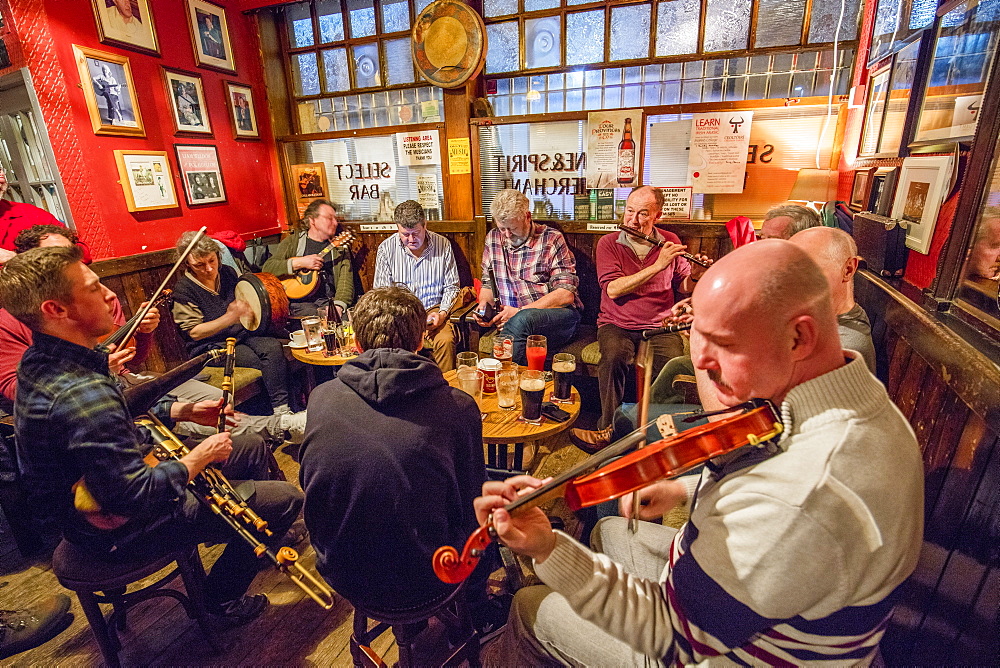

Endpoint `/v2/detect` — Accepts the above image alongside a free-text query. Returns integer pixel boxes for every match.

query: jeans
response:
[501,307,581,366]
[596,325,683,428]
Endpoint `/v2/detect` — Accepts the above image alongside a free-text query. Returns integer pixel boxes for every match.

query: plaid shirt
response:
[14,332,185,552]
[481,224,582,309]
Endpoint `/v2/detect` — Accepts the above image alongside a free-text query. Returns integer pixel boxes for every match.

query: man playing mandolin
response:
[475,240,924,666]
[262,198,355,322]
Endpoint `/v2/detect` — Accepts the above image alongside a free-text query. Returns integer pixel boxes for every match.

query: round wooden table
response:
[444,367,580,477]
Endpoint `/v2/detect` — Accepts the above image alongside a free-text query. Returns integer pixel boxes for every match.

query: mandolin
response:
[281,230,355,300]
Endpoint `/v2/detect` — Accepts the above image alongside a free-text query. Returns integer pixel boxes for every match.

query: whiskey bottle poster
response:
[586,109,643,189]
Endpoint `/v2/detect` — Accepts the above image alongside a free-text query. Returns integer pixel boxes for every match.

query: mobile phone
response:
[540,402,571,423]
[477,301,496,322]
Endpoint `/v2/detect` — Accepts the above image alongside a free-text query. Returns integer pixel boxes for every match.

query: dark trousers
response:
[104,433,303,608]
[596,324,683,429]
[235,336,289,410]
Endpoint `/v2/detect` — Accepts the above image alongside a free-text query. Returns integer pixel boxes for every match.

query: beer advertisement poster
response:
[687,111,753,194]
[585,109,643,189]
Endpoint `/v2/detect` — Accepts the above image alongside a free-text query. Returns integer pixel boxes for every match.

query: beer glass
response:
[457,352,478,369]
[322,327,338,357]
[302,316,324,353]
[519,369,545,425]
[316,305,329,330]
[526,335,547,371]
[551,352,576,403]
[496,365,519,410]
[457,367,484,411]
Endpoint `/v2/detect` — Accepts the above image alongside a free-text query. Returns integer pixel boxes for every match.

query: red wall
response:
[6,0,286,260]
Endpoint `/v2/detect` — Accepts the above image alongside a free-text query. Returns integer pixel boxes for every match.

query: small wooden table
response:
[444,367,581,478]
[289,345,356,393]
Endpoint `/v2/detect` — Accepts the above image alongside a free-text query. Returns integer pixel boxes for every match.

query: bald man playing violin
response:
[475,240,924,666]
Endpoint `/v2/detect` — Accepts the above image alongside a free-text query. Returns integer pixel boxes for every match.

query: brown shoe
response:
[569,426,615,455]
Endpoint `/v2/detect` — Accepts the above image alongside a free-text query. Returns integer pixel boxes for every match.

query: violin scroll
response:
[433,524,494,583]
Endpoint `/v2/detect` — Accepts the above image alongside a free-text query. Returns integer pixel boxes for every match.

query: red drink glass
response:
[526,334,547,371]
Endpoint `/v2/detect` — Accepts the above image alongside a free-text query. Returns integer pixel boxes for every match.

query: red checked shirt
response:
[481,223,582,309]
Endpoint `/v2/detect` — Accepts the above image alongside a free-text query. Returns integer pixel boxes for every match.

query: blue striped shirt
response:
[373,229,460,312]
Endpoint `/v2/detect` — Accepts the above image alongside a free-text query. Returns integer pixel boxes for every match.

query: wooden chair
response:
[350,583,480,668]
[52,540,218,668]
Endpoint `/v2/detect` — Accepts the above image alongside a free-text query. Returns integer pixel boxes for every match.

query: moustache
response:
[707,368,733,392]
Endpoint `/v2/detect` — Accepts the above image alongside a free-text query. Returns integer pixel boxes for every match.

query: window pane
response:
[567,10,605,66]
[347,0,376,38]
[322,47,350,91]
[415,0,433,14]
[353,42,381,87]
[317,0,344,43]
[484,0,517,17]
[293,52,321,96]
[383,38,414,85]
[525,0,559,9]
[755,0,804,47]
[611,4,650,60]
[656,0,699,56]
[703,0,750,52]
[879,38,919,154]
[526,16,561,68]
[957,133,1000,321]
[486,21,520,73]
[381,0,410,32]
[808,0,861,42]
[285,1,314,48]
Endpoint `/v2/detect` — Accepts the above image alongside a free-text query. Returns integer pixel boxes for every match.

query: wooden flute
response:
[616,224,712,268]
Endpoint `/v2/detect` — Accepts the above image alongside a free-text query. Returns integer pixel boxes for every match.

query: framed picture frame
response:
[162,67,212,135]
[892,155,955,254]
[113,150,178,212]
[90,0,159,55]
[850,167,875,211]
[224,81,258,138]
[174,145,226,206]
[867,166,899,216]
[290,163,329,217]
[73,45,144,137]
[186,0,235,73]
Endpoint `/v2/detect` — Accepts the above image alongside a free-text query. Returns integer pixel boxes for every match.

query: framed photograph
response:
[90,0,159,55]
[868,166,899,216]
[186,0,235,73]
[73,45,144,137]
[175,145,226,205]
[113,150,178,212]
[891,155,955,254]
[224,81,259,138]
[850,168,875,211]
[291,163,329,217]
[162,68,212,135]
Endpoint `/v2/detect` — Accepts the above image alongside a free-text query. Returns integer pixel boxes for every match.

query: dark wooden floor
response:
[0,427,594,667]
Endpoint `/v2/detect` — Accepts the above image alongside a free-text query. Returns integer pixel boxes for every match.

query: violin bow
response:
[630,339,655,533]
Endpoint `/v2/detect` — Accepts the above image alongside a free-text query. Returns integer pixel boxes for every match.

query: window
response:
[955,131,1000,327]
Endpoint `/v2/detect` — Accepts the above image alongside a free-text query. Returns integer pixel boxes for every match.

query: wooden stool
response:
[51,540,218,667]
[350,584,479,668]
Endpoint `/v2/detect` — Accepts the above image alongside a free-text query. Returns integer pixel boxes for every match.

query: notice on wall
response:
[687,111,753,193]
[586,109,643,189]
[448,137,472,174]
[396,130,441,166]
[417,174,439,208]
[659,186,693,219]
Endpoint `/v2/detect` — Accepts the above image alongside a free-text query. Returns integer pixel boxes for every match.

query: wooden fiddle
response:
[616,224,712,268]
[432,402,783,584]
[98,289,173,353]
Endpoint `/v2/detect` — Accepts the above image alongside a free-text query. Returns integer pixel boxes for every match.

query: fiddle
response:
[616,224,712,268]
[432,401,783,584]
[98,290,173,353]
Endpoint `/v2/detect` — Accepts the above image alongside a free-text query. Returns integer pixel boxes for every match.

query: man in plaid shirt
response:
[474,189,581,365]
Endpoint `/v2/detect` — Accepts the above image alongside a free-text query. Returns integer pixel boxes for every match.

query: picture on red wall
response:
[163,67,212,135]
[186,0,235,74]
[73,45,145,138]
[175,144,226,206]
[91,0,159,55]
[113,149,178,212]
[224,82,258,139]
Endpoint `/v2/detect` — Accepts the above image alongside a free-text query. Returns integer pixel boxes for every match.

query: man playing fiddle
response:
[373,200,460,372]
[476,240,923,665]
[570,185,710,453]
[262,198,355,322]
[1,246,302,623]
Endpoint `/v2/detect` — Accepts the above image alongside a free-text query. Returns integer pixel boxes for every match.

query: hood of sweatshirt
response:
[336,348,447,406]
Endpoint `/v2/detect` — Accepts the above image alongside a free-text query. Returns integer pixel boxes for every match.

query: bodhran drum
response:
[234,272,289,335]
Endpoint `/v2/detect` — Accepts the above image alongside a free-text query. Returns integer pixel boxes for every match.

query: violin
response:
[98,290,173,353]
[432,401,783,584]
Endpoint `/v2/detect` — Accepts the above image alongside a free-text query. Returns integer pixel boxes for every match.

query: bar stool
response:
[350,583,480,668]
[51,539,219,667]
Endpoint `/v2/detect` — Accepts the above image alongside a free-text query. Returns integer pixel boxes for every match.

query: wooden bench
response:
[200,366,264,407]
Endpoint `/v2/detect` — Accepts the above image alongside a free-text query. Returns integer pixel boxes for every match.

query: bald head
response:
[789,227,859,314]
[690,240,844,406]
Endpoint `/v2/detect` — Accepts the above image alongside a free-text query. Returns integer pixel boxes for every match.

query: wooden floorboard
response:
[2,416,595,667]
